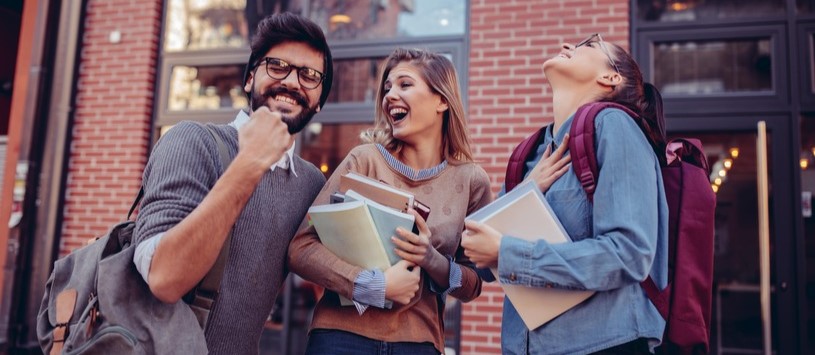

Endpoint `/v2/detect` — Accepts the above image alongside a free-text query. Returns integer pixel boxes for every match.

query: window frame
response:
[632,0,788,30]
[636,24,788,115]
[799,21,815,109]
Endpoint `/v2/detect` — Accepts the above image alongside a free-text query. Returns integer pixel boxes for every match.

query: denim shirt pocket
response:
[544,188,592,241]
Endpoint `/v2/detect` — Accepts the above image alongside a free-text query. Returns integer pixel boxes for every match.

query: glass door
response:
[668,116,798,355]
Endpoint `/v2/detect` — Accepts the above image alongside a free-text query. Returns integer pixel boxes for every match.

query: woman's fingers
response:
[542,142,553,159]
[394,248,420,264]
[396,227,424,244]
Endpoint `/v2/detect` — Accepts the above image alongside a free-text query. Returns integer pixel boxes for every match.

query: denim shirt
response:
[494,108,669,354]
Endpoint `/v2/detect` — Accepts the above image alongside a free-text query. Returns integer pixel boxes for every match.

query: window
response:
[653,38,772,95]
[156,0,468,128]
[167,64,248,111]
[636,0,785,22]
[164,0,248,52]
[635,25,787,114]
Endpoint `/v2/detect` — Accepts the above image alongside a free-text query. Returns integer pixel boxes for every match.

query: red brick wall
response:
[463,0,630,353]
[60,0,162,255]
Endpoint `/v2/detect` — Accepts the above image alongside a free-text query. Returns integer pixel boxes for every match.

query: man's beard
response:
[250,86,319,134]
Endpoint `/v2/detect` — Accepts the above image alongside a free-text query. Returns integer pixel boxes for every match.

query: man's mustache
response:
[259,87,309,108]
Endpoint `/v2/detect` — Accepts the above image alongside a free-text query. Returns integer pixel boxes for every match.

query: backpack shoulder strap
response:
[568,102,638,202]
[505,125,549,192]
[189,124,234,329]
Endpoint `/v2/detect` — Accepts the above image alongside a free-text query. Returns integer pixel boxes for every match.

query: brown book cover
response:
[339,172,431,220]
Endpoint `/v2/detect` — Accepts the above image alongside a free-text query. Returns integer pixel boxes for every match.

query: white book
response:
[467,181,594,330]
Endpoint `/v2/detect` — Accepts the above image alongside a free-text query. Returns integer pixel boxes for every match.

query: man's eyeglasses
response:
[255,57,324,90]
[575,33,620,74]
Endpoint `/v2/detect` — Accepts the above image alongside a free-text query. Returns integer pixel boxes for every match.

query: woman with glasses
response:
[462,34,669,354]
[288,48,492,355]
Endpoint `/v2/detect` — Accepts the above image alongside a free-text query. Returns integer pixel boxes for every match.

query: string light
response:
[729,147,740,158]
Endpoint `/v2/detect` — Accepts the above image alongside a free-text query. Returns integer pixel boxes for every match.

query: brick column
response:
[464,0,629,353]
[60,0,162,255]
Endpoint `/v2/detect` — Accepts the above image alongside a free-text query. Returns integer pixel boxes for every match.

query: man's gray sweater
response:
[134,121,325,354]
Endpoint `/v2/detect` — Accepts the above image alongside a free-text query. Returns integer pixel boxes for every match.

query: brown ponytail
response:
[601,44,667,165]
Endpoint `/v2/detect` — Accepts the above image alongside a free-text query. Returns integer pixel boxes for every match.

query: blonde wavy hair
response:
[361,48,474,164]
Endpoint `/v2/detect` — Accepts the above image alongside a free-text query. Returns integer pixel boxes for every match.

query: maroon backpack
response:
[504,102,716,354]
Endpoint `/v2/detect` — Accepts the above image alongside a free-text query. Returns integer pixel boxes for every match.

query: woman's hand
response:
[392,209,445,269]
[461,220,502,269]
[383,260,421,304]
[524,134,571,192]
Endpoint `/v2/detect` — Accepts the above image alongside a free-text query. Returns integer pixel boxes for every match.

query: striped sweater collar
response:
[375,144,447,181]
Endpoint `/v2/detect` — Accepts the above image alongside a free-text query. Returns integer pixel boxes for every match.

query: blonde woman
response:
[288,48,492,355]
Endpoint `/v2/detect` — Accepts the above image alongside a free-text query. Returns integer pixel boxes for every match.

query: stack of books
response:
[307,172,430,271]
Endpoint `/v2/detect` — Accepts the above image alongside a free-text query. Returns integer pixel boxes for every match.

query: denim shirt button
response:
[509,273,517,281]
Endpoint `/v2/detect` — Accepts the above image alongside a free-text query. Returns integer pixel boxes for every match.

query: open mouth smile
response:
[389,106,408,122]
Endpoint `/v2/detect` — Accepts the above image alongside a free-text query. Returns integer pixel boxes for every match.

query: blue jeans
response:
[305,329,439,355]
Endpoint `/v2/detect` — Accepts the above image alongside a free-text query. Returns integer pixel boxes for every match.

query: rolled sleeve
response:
[352,269,386,314]
[133,233,165,283]
[428,257,463,295]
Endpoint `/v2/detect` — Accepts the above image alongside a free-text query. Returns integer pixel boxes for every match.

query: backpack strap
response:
[568,102,669,319]
[568,102,638,203]
[51,289,78,355]
[188,124,235,330]
[505,126,549,192]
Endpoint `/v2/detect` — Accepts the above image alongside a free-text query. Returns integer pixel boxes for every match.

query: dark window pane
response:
[800,0,815,13]
[165,0,248,52]
[653,39,772,95]
[168,64,247,111]
[300,122,374,177]
[638,0,785,22]
[326,57,385,104]
[296,0,465,41]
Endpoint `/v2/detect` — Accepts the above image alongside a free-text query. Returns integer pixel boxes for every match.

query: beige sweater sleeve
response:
[450,164,493,302]
[287,152,366,300]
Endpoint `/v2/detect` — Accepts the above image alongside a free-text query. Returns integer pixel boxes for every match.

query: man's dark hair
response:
[243,12,334,109]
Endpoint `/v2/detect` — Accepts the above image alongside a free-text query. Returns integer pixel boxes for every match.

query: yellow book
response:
[308,200,392,272]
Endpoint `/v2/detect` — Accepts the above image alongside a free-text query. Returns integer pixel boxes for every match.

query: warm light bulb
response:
[718,169,727,178]
[729,147,740,158]
[670,2,689,11]
[802,159,810,170]
[714,177,722,185]
[723,158,733,169]
[711,185,719,193]
[329,14,352,24]
[320,163,329,173]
